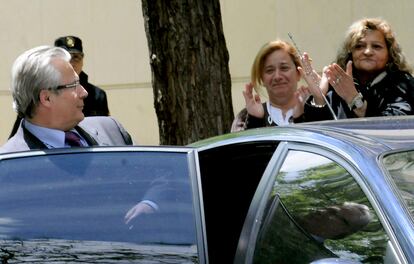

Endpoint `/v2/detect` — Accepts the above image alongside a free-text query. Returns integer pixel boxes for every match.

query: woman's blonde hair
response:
[251,40,301,96]
[335,17,412,74]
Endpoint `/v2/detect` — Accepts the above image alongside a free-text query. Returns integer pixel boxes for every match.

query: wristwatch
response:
[348,92,365,110]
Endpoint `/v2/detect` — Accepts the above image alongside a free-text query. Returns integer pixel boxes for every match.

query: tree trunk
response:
[141,0,234,145]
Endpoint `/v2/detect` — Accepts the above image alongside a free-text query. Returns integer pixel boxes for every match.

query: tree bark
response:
[141,0,234,145]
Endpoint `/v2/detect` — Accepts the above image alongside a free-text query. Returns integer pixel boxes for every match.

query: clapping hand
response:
[297,52,329,106]
[324,61,357,104]
[293,85,311,119]
[242,82,264,118]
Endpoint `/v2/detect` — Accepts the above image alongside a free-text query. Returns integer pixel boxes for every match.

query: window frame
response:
[235,141,405,264]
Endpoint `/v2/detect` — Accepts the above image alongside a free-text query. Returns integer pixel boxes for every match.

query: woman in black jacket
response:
[303,17,414,121]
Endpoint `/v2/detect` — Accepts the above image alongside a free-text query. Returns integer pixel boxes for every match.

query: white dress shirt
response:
[266,102,294,126]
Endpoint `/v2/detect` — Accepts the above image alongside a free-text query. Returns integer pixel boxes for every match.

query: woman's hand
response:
[242,82,264,118]
[324,61,358,103]
[297,52,328,105]
[293,85,311,118]
[324,61,367,117]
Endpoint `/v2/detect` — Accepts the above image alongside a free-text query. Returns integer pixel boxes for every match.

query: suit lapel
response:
[22,125,48,149]
[75,126,98,146]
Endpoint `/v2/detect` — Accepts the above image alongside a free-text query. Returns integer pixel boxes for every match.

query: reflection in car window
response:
[253,194,336,263]
[0,151,197,262]
[253,150,389,263]
[383,150,414,218]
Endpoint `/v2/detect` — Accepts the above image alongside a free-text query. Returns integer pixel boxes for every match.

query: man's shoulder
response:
[0,129,31,154]
[78,116,122,132]
[78,116,133,146]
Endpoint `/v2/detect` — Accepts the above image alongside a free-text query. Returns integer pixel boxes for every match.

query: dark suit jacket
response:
[0,116,133,153]
[80,71,110,116]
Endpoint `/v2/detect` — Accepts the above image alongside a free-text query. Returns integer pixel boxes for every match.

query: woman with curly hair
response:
[304,17,414,120]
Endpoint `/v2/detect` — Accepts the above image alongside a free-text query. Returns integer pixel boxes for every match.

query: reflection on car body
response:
[0,116,414,263]
[1,239,197,263]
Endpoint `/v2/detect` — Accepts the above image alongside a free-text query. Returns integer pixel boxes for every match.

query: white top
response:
[266,101,294,126]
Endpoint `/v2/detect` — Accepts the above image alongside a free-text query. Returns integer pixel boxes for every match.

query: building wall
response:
[1,0,413,145]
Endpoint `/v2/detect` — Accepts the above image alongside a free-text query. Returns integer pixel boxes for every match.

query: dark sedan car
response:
[0,116,413,263]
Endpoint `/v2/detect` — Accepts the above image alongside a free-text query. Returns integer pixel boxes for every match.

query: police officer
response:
[54,36,110,116]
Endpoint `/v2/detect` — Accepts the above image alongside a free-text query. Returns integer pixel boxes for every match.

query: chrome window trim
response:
[378,149,414,263]
[188,150,208,264]
[0,145,195,161]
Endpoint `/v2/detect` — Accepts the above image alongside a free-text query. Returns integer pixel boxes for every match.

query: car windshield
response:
[382,150,414,218]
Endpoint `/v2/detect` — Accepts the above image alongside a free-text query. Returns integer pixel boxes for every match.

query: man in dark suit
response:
[0,45,132,153]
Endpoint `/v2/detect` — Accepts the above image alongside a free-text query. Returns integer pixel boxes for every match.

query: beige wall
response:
[223,0,414,119]
[1,0,414,145]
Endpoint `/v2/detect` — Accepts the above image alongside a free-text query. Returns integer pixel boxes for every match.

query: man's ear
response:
[39,89,52,106]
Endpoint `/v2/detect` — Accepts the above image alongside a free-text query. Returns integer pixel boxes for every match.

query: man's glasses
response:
[56,80,80,90]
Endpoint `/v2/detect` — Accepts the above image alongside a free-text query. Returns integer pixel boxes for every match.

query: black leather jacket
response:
[302,70,414,121]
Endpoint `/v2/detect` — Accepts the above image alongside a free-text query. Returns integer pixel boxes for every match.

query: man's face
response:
[69,52,84,75]
[49,58,88,130]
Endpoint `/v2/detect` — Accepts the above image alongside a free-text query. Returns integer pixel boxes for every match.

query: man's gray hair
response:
[11,45,71,118]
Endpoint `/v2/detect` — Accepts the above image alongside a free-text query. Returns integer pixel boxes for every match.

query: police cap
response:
[54,36,83,54]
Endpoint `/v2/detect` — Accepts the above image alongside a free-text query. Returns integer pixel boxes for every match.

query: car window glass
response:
[0,151,197,262]
[253,150,389,263]
[382,150,414,219]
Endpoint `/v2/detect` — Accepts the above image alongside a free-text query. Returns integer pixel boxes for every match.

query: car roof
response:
[191,116,414,153]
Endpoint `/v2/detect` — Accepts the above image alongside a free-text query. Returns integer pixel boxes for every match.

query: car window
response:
[198,141,279,263]
[0,151,198,262]
[382,150,414,219]
[253,150,389,263]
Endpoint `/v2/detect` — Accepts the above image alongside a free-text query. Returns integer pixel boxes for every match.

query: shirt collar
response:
[23,120,85,148]
[24,120,65,148]
[266,102,294,126]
